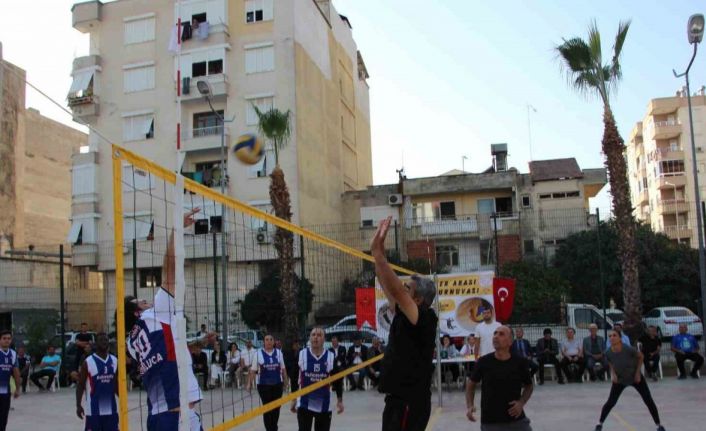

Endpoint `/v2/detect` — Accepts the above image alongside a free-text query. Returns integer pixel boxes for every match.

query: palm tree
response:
[253,106,298,344]
[556,20,642,339]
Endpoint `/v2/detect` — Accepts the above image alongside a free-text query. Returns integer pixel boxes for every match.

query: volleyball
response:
[234,133,264,165]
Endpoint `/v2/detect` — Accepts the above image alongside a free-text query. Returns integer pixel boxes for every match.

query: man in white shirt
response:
[560,328,585,382]
[474,308,501,357]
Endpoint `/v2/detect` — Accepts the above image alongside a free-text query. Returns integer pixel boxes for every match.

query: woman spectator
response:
[439,334,460,385]
[209,342,227,388]
[226,342,241,387]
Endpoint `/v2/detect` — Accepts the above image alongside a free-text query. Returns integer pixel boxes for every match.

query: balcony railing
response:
[191,125,224,138]
[419,217,478,236]
[654,120,679,127]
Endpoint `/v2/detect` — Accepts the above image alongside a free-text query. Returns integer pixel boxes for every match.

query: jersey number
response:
[131,329,152,358]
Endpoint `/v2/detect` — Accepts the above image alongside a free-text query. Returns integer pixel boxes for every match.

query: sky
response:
[1,0,705,213]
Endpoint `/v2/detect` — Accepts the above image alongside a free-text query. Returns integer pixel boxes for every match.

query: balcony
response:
[637,189,648,206]
[180,74,229,103]
[663,224,692,240]
[420,218,479,236]
[181,166,229,189]
[652,147,684,161]
[657,174,686,189]
[182,22,231,49]
[183,126,229,152]
[657,199,690,214]
[72,0,101,33]
[652,120,681,140]
[71,243,98,267]
[69,94,99,119]
[648,98,682,116]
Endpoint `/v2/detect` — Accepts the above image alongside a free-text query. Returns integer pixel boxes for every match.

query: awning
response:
[68,70,94,96]
[123,218,153,242]
[67,221,83,244]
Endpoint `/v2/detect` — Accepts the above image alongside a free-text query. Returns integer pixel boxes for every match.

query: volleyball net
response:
[112,144,414,430]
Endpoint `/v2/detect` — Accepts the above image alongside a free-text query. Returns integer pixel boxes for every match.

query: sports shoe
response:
[656,425,666,431]
[594,424,603,431]
[690,373,699,379]
[677,375,687,380]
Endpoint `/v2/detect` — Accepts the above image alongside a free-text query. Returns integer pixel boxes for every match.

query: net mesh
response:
[112,145,408,430]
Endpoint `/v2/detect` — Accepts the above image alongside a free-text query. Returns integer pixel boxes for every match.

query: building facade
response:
[0,43,88,249]
[341,145,607,273]
[68,0,373,329]
[627,88,706,247]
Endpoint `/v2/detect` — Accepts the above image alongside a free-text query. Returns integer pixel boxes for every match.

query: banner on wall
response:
[355,287,377,330]
[374,271,496,340]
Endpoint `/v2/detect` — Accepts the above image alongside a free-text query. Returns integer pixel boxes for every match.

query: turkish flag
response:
[355,288,377,330]
[493,277,516,323]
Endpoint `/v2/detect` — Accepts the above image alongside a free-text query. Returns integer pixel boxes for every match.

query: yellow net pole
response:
[112,149,130,431]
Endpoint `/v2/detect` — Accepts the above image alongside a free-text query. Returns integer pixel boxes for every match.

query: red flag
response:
[355,288,377,330]
[493,277,516,323]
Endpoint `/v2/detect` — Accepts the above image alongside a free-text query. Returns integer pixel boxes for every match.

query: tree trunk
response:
[602,107,642,340]
[269,166,299,345]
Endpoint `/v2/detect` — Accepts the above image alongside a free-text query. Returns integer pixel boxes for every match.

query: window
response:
[68,222,83,245]
[245,44,275,74]
[480,240,495,266]
[139,268,162,288]
[122,113,154,142]
[124,16,156,45]
[521,195,531,208]
[539,194,551,199]
[646,309,661,318]
[192,62,207,77]
[194,219,210,235]
[123,64,155,93]
[186,160,224,187]
[192,13,207,24]
[123,215,154,241]
[208,59,223,75]
[665,309,695,317]
[477,199,495,214]
[68,70,94,99]
[659,160,685,175]
[540,191,580,200]
[210,216,222,233]
[495,197,512,215]
[439,201,456,220]
[435,245,459,268]
[523,239,534,254]
[245,0,273,23]
[249,147,275,178]
[246,96,274,125]
[361,219,374,228]
[192,111,223,136]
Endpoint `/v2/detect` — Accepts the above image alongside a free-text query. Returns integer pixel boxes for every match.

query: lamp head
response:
[197,80,212,96]
[688,14,704,44]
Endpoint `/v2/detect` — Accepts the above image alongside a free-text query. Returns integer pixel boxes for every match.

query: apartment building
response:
[68,0,373,327]
[0,43,88,248]
[627,88,706,247]
[341,145,607,272]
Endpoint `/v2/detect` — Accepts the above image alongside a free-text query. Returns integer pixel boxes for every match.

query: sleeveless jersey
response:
[84,353,118,417]
[0,349,17,395]
[127,288,201,415]
[296,348,334,413]
[256,349,284,385]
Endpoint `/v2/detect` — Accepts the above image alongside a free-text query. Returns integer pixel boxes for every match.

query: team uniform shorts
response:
[85,414,119,431]
[146,409,202,431]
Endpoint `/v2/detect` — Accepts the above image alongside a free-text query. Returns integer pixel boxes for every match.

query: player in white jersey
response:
[124,208,213,431]
[76,333,119,431]
[291,327,344,431]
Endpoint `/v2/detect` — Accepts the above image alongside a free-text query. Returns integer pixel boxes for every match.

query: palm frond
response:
[587,20,603,67]
[253,105,292,156]
[610,20,631,80]
[556,37,593,73]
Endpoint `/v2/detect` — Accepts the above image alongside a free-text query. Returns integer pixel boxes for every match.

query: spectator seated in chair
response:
[346,335,368,390]
[226,342,241,388]
[209,342,227,388]
[367,337,384,388]
[671,323,704,380]
[511,327,539,378]
[536,328,565,385]
[459,334,477,377]
[190,342,209,390]
[583,323,608,381]
[560,328,585,382]
[16,346,31,394]
[438,335,460,385]
[639,325,662,382]
[30,345,61,391]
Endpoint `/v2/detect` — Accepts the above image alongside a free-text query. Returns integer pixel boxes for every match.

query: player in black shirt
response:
[371,217,438,431]
[466,325,534,430]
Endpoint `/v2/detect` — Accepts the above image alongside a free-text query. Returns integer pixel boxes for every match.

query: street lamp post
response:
[673,13,706,338]
[197,80,235,347]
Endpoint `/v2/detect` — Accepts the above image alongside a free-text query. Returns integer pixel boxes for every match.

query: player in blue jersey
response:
[291,327,344,431]
[76,333,119,431]
[247,334,287,431]
[124,208,214,431]
[0,330,21,431]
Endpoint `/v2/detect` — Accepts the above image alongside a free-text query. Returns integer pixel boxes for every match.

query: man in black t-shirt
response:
[371,217,438,431]
[638,326,662,381]
[466,325,534,431]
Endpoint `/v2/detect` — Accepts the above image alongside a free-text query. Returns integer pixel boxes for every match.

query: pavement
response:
[7,377,706,431]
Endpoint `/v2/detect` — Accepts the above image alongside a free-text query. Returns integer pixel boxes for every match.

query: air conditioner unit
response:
[388,194,403,206]
[256,226,270,244]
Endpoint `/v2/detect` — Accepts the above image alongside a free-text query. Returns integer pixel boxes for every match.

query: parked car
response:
[603,308,625,325]
[643,306,703,339]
